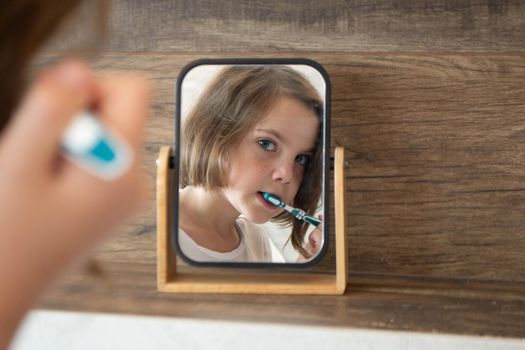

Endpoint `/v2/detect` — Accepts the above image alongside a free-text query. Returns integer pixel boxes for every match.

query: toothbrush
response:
[60,111,133,274]
[262,192,321,227]
[61,111,132,180]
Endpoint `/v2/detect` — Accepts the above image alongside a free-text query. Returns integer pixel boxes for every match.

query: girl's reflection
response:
[179,66,323,263]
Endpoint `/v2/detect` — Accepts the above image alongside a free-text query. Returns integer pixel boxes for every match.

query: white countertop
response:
[11,310,525,350]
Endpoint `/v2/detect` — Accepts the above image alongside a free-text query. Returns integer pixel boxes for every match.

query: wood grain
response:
[41,272,525,337]
[50,0,525,53]
[335,147,349,291]
[35,51,525,336]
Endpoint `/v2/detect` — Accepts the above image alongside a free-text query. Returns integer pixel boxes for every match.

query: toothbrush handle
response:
[303,215,321,227]
[289,207,321,227]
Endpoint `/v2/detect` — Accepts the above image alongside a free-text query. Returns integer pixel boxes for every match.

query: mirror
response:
[174,59,330,266]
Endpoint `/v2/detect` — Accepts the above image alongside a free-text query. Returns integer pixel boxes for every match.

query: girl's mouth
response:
[256,191,280,210]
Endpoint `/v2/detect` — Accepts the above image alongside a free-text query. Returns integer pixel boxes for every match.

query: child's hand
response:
[297,215,323,262]
[0,60,150,345]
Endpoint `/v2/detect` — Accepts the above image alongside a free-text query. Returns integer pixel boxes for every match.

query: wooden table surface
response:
[39,0,525,337]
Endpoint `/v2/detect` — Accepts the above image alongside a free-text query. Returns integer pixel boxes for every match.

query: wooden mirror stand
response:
[156,146,347,295]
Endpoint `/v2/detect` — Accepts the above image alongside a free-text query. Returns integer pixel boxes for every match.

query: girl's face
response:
[222,96,319,224]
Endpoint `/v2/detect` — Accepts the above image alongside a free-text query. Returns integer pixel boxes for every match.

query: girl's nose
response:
[271,158,295,184]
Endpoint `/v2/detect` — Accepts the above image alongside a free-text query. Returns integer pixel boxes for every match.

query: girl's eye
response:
[257,139,276,151]
[295,154,310,167]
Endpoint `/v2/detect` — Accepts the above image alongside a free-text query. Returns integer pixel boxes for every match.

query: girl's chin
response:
[242,212,273,225]
[244,210,285,224]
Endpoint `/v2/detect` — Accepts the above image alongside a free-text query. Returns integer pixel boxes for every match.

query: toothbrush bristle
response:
[262,192,282,206]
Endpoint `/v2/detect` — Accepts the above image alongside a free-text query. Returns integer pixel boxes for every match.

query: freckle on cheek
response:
[254,161,269,171]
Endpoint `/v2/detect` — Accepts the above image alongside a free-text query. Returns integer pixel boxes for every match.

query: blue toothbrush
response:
[262,192,321,227]
[61,111,132,180]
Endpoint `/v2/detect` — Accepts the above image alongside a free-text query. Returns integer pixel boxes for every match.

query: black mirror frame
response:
[172,58,331,268]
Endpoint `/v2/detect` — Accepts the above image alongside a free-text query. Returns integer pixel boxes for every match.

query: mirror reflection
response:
[177,62,327,264]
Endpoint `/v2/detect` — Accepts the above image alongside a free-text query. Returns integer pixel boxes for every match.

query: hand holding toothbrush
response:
[298,215,323,262]
[262,192,323,261]
[0,60,150,344]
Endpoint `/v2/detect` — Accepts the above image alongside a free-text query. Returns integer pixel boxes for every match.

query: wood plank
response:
[330,54,525,281]
[36,52,525,336]
[51,0,525,52]
[39,272,525,337]
[67,52,525,282]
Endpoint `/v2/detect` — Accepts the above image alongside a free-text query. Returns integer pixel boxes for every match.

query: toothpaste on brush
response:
[60,111,132,180]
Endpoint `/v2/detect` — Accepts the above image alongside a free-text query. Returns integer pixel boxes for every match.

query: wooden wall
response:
[40,0,525,337]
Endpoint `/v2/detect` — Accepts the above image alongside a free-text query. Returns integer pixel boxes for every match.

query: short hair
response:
[181,65,323,258]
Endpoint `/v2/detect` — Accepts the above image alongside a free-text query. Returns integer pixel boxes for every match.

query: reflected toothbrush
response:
[262,192,321,227]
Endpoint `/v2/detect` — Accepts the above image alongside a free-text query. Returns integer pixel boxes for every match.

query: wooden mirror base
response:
[156,146,347,295]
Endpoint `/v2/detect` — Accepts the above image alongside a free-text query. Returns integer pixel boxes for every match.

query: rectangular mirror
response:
[173,58,330,267]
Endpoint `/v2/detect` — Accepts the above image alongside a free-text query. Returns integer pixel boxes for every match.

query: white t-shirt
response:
[178,216,282,263]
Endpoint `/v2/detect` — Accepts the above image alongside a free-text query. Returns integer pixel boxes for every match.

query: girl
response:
[179,65,324,263]
[0,1,149,346]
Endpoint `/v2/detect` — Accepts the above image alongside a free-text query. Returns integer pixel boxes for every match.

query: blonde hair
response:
[181,65,323,258]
